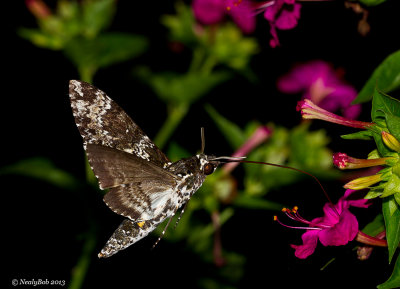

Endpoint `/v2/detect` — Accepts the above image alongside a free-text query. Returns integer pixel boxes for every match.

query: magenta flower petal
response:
[321,202,341,224]
[342,189,371,208]
[275,2,301,30]
[263,0,302,47]
[227,0,256,34]
[277,189,370,259]
[323,84,360,119]
[319,209,359,246]
[192,0,256,33]
[263,2,280,22]
[279,60,361,118]
[269,26,280,48]
[277,61,332,94]
[290,230,319,259]
[192,0,226,25]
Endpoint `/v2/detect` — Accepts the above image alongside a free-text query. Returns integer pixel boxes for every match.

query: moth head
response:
[197,154,219,176]
[198,127,245,175]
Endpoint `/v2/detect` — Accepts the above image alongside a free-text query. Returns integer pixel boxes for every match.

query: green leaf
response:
[365,188,383,199]
[361,214,385,236]
[208,23,259,71]
[65,33,148,82]
[341,130,373,140]
[371,89,400,123]
[0,157,81,190]
[289,123,333,171]
[358,0,387,6]
[381,174,400,198]
[383,196,400,263]
[395,192,400,207]
[377,254,400,289]
[136,69,230,105]
[370,90,400,156]
[81,0,116,38]
[161,2,197,46]
[355,50,400,103]
[18,28,66,50]
[386,113,400,141]
[204,104,246,149]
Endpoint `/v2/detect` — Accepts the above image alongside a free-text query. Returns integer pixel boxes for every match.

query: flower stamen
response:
[274,207,323,230]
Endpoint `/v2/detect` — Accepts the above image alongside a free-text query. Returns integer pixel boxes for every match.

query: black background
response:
[4,1,400,288]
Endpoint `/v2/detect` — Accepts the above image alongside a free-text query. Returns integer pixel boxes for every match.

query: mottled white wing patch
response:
[69,80,170,167]
[104,183,177,222]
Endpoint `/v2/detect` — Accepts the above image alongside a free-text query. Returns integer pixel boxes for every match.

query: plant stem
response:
[68,229,97,289]
[154,103,189,149]
[78,66,96,84]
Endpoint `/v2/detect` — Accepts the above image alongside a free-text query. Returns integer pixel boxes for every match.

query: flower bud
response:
[344,174,382,190]
[382,131,400,152]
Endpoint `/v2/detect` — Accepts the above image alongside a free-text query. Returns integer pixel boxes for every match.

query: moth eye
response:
[203,163,214,175]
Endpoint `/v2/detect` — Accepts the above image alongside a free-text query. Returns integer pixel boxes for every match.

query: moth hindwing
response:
[69,80,221,258]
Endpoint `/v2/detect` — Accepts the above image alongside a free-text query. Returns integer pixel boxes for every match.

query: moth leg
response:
[174,200,190,229]
[152,206,180,249]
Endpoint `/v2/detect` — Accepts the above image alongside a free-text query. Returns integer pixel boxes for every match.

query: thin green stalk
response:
[78,66,96,84]
[68,229,97,289]
[154,103,189,149]
[188,47,206,73]
[200,54,217,75]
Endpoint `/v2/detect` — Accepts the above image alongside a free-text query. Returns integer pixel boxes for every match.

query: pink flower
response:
[25,0,51,19]
[275,190,370,259]
[297,99,372,129]
[263,0,301,47]
[333,152,391,170]
[279,61,361,119]
[192,0,256,33]
[223,126,272,173]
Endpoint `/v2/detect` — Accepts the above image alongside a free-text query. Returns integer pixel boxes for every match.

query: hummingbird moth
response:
[69,80,238,258]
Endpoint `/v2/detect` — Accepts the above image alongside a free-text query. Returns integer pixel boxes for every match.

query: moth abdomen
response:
[98,219,156,258]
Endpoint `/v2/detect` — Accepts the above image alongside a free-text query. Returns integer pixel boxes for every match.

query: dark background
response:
[4,1,400,288]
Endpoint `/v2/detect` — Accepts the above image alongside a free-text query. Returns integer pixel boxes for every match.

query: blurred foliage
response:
[15,0,400,288]
[355,49,400,104]
[19,0,147,82]
[354,0,388,6]
[0,157,81,190]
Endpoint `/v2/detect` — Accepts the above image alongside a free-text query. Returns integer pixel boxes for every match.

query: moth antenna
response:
[201,127,205,154]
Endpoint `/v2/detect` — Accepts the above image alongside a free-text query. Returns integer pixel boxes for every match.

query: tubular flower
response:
[25,0,51,19]
[275,190,370,259]
[297,99,373,129]
[344,174,382,190]
[333,152,392,170]
[223,126,272,173]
